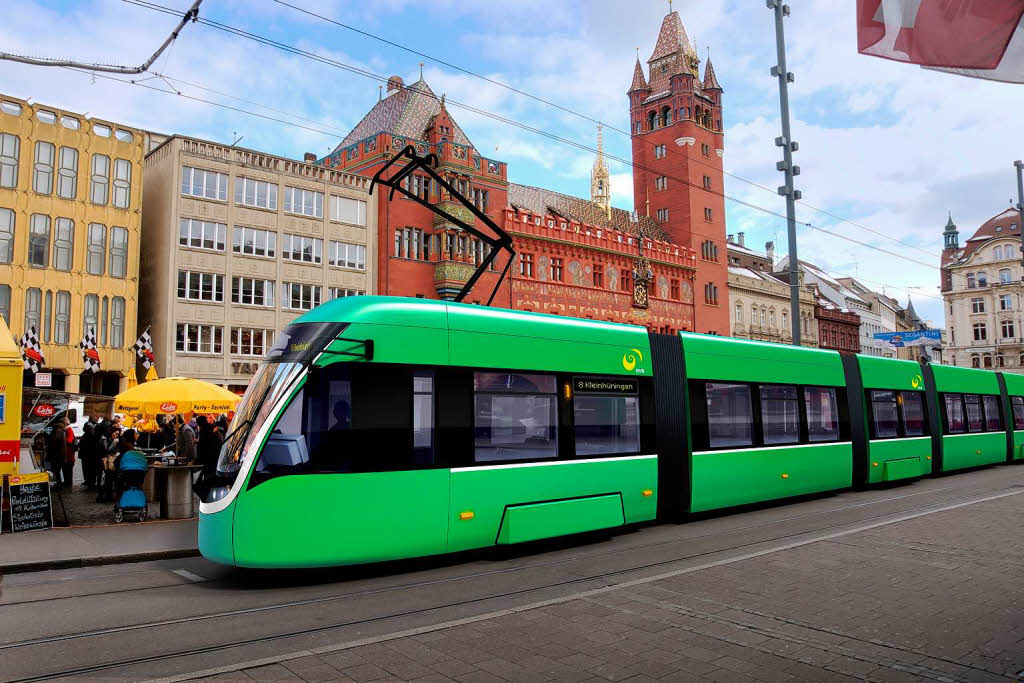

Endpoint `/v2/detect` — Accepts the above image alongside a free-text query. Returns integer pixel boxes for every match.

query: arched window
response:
[694,106,703,125]
[660,106,671,127]
[972,354,980,368]
[984,355,993,368]
[967,272,976,288]
[647,111,657,131]
[704,112,713,128]
[750,305,757,325]
[782,310,788,330]
[997,353,1005,367]
[1000,268,1012,284]
[994,245,1003,259]
[769,309,776,327]
[760,308,767,325]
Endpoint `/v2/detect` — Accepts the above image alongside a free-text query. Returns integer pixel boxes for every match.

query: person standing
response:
[196,416,223,473]
[78,420,99,490]
[46,419,69,488]
[62,419,76,490]
[175,416,197,463]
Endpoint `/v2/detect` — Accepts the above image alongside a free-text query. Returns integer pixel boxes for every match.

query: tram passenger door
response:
[232,365,449,567]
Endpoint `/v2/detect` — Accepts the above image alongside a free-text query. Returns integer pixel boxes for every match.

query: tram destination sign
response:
[573,378,639,394]
[8,473,53,533]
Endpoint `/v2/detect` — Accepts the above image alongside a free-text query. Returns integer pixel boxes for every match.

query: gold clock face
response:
[633,282,649,307]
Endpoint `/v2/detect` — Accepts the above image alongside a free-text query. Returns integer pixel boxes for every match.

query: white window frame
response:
[329,195,367,226]
[281,282,322,310]
[230,327,273,357]
[234,176,278,210]
[328,241,366,270]
[282,233,322,264]
[181,166,229,201]
[230,277,275,308]
[284,186,324,218]
[232,226,276,258]
[176,323,223,355]
[177,270,225,303]
[178,218,227,252]
[329,288,366,299]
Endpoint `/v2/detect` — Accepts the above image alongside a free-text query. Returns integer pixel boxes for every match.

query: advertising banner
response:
[873,330,941,348]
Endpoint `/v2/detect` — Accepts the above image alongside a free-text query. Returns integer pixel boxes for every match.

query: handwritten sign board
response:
[8,473,52,533]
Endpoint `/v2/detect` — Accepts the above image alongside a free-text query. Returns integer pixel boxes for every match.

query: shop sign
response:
[33,404,56,418]
[8,472,53,533]
[35,373,52,388]
[0,393,5,424]
[159,402,178,413]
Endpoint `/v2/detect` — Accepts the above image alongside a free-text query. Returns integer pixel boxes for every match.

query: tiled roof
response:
[628,58,648,92]
[703,58,722,90]
[508,183,668,241]
[942,208,1022,267]
[729,266,785,284]
[649,12,692,63]
[335,78,473,150]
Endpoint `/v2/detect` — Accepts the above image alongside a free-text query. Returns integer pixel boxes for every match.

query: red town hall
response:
[318,9,726,335]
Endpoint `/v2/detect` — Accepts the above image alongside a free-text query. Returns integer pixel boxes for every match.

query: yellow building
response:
[0,94,144,395]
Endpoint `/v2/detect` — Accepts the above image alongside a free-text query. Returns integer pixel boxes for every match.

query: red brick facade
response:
[816,306,861,354]
[628,11,728,335]
[316,10,722,334]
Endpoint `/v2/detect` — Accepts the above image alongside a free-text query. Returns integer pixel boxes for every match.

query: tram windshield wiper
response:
[369,145,516,306]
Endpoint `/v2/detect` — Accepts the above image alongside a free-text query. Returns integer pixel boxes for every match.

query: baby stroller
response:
[114,450,149,523]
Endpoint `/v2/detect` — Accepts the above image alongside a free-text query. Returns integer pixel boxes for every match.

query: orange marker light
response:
[927,456,932,460]
[976,450,982,454]
[781,473,789,479]
[872,462,879,467]
[459,511,474,520]
[642,489,654,497]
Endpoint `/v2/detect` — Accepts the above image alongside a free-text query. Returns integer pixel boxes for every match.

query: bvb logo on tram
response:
[911,374,922,389]
[622,348,645,374]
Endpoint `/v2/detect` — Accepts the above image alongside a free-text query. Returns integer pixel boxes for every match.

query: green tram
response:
[196,297,1022,568]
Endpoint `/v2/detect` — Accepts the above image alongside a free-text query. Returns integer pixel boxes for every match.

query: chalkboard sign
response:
[8,473,53,533]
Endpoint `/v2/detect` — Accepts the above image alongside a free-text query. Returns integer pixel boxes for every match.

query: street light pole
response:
[768,0,802,346]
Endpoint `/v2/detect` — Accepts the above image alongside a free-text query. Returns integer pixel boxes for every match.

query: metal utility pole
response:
[1016,160,1024,277]
[768,0,802,345]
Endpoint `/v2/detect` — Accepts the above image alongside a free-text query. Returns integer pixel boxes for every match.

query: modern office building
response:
[141,135,376,392]
[0,93,144,395]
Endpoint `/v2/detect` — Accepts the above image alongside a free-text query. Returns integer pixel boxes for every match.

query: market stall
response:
[113,377,240,519]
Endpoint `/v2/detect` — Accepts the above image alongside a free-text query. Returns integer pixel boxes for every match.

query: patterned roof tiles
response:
[648,11,692,63]
[628,57,649,92]
[703,57,722,90]
[508,183,668,242]
[335,78,473,151]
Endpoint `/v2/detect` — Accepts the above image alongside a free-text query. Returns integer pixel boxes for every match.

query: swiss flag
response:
[857,0,1024,83]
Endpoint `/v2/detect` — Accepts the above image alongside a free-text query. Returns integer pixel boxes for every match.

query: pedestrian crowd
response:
[44,412,230,504]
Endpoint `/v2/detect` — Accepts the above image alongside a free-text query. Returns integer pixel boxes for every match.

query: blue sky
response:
[4,0,1024,326]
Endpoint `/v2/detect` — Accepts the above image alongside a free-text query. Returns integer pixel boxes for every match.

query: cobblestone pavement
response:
[51,460,181,526]
[192,492,1024,683]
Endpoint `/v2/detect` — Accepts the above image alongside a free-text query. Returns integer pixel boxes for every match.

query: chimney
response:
[727,233,734,243]
[737,232,745,247]
[765,241,775,265]
[386,75,404,93]
[303,152,317,163]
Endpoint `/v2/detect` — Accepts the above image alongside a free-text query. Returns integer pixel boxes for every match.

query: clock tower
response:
[628,8,728,335]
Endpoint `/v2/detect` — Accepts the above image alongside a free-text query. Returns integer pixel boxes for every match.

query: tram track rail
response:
[2,477,1020,682]
[0,474,1011,611]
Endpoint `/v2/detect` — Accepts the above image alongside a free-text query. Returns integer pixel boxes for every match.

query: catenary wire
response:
[100,1,940,271]
[269,0,942,261]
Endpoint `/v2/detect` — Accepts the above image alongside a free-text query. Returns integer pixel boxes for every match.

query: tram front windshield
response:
[212,322,347,491]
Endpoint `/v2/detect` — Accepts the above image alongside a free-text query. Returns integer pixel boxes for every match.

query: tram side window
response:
[870,390,899,438]
[944,393,965,433]
[760,385,799,445]
[473,372,558,462]
[1012,396,1024,430]
[573,380,641,456]
[804,387,839,442]
[964,394,983,432]
[982,395,1002,431]
[706,382,753,448]
[256,364,431,474]
[901,392,925,436]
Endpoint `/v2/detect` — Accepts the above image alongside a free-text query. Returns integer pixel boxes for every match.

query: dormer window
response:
[661,64,667,73]
[996,225,1003,232]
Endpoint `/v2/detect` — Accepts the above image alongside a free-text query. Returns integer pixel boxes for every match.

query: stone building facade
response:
[141,136,375,392]
[941,209,1024,371]
[726,238,816,346]
[0,93,145,395]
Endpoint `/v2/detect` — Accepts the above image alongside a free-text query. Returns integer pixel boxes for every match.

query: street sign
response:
[34,372,52,388]
[874,330,941,348]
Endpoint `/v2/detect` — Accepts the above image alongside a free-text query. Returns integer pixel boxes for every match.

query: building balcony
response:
[434,200,476,229]
[997,337,1024,345]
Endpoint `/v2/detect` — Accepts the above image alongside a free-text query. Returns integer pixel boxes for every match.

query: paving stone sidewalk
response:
[199,492,1024,683]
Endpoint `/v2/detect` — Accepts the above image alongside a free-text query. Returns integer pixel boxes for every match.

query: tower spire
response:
[590,123,611,218]
[943,211,959,250]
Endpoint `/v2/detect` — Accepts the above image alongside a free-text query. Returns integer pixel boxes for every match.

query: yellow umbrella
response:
[114,376,241,416]
[145,365,159,382]
[125,366,138,389]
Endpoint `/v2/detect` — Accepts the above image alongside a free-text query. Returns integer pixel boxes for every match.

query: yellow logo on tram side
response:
[622,348,645,374]
[911,374,922,389]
